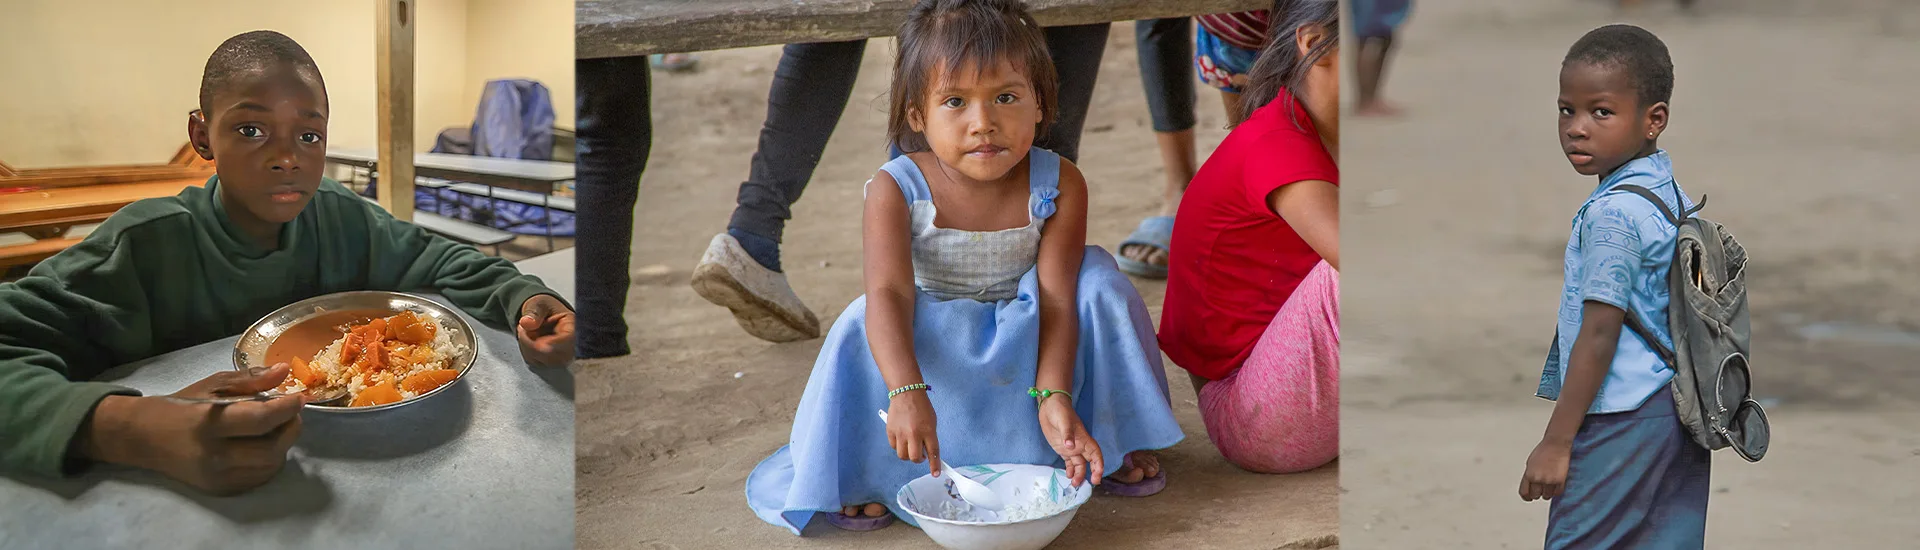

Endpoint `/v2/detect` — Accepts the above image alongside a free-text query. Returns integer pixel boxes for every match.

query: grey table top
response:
[0,295,574,550]
[326,148,575,183]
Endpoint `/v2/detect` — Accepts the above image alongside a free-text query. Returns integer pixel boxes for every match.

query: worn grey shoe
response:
[690,233,823,342]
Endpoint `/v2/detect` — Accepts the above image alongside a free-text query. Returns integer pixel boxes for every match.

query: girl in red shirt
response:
[1158,0,1341,474]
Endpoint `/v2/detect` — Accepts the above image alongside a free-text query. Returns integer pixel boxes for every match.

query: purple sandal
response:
[822,508,896,531]
[1099,454,1168,497]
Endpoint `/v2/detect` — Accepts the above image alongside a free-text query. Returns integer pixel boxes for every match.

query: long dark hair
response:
[887,0,1059,154]
[1237,0,1339,127]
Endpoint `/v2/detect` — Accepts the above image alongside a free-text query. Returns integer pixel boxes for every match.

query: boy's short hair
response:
[1563,24,1674,108]
[198,30,327,113]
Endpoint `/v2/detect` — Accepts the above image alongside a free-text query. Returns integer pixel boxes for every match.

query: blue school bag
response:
[470,79,556,160]
[1615,183,1770,462]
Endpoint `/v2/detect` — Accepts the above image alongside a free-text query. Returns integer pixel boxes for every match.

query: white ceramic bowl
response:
[896,463,1093,550]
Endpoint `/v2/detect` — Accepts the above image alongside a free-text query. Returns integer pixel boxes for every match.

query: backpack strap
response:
[1613,184,1680,227]
[1621,309,1678,369]
[1615,183,1706,226]
[1610,182,1694,369]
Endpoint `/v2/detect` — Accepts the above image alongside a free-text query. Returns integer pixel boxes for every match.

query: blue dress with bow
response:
[745,148,1186,534]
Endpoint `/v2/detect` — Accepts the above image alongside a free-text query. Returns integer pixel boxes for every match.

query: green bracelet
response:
[888,383,931,399]
[1028,387,1072,405]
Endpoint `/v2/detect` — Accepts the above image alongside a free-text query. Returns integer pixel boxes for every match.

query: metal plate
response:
[232,291,478,414]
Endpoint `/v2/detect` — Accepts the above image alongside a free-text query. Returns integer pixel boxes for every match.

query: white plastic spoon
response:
[878,409,1005,511]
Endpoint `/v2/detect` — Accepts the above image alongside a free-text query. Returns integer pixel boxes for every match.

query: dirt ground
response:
[1341,0,1920,547]
[574,26,1339,550]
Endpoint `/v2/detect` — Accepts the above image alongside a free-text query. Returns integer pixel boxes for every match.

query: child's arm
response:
[1266,180,1339,270]
[1250,130,1340,270]
[0,240,301,493]
[1521,198,1644,501]
[1033,162,1088,406]
[355,197,562,325]
[863,170,940,475]
[0,270,144,477]
[1520,301,1624,501]
[348,191,573,365]
[1033,161,1102,486]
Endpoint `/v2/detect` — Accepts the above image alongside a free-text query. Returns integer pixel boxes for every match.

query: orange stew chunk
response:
[400,369,460,394]
[290,356,324,388]
[387,311,437,345]
[350,379,404,407]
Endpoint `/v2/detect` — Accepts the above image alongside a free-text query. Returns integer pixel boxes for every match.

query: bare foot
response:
[839,502,888,518]
[1108,451,1162,484]
[1356,100,1404,117]
[1119,243,1170,270]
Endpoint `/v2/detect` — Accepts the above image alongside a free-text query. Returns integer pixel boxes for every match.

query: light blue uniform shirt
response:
[1537,150,1693,414]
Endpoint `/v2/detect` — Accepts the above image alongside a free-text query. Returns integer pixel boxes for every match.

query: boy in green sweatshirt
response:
[0,31,576,495]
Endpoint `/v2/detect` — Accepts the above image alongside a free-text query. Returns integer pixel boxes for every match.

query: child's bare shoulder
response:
[1055,156,1086,193]
[865,168,901,201]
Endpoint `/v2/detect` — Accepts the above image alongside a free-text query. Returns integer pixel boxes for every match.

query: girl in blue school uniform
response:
[745,0,1185,535]
[1519,24,1710,548]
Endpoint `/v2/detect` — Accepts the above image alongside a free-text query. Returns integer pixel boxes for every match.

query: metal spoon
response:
[162,386,349,406]
[878,409,1005,511]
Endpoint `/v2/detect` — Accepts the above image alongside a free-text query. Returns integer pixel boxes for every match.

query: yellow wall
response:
[464,0,575,130]
[0,0,573,169]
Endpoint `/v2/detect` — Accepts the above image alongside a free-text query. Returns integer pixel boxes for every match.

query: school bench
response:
[576,0,1268,58]
[356,195,517,251]
[0,146,215,269]
[328,148,574,252]
[0,145,214,189]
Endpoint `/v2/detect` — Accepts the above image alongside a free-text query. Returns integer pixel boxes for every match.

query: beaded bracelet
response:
[888,383,931,399]
[1028,387,1073,405]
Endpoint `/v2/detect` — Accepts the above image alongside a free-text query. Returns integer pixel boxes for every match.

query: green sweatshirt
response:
[0,176,560,477]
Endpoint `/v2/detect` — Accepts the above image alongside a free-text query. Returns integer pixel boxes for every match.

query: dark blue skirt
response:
[1547,388,1711,549]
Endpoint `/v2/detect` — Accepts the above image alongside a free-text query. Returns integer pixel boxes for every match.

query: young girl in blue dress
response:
[745,0,1187,535]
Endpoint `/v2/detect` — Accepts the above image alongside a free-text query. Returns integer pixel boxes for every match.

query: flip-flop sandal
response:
[1100,454,1168,497]
[822,508,896,531]
[1117,216,1174,279]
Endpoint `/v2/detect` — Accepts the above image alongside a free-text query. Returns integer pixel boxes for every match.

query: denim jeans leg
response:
[727,40,868,243]
[1135,18,1196,133]
[1037,23,1110,163]
[573,55,651,359]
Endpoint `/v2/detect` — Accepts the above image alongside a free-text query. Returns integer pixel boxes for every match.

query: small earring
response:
[1648,132,1655,138]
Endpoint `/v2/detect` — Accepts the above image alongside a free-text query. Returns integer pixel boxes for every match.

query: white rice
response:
[929,477,1068,523]
[286,316,464,403]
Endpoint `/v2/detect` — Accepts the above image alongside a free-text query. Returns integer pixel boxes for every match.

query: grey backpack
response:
[1617,184,1770,462]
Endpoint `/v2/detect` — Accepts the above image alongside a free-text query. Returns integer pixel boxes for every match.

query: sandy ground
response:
[573,25,1340,550]
[1341,0,1920,547]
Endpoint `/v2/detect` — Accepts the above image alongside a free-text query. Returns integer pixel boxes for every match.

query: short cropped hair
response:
[199,30,327,113]
[1563,24,1674,107]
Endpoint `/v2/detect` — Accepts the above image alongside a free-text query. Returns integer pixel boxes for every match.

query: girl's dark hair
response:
[1237,0,1340,127]
[888,0,1058,154]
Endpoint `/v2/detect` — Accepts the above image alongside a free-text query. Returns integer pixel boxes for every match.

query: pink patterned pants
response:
[1198,261,1340,474]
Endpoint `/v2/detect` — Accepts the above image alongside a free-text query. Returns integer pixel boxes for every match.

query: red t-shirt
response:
[1157,95,1338,381]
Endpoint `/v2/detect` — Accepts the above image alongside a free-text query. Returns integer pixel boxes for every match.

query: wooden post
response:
[376,0,416,221]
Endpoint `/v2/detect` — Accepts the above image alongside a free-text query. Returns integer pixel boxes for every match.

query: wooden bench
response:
[1,163,207,269]
[0,178,203,234]
[359,196,515,248]
[577,0,1267,58]
[380,176,575,212]
[0,237,85,270]
[0,145,214,189]
[414,211,517,247]
[433,182,577,212]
